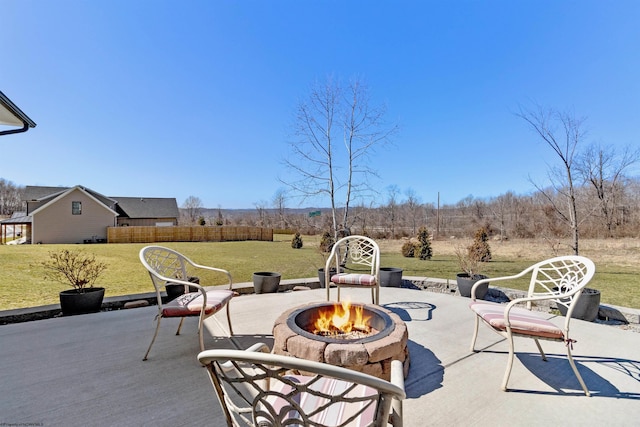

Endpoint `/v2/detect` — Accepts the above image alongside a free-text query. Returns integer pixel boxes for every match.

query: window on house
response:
[72,201,82,215]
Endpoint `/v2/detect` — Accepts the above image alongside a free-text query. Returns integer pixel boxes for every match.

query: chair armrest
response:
[189,262,234,290]
[501,293,560,328]
[389,360,404,427]
[470,264,539,301]
[218,342,271,371]
[198,350,406,400]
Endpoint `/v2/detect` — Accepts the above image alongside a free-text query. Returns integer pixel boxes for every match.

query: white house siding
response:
[32,189,116,244]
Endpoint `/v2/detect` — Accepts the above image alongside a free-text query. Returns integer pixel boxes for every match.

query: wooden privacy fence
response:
[107,226,273,244]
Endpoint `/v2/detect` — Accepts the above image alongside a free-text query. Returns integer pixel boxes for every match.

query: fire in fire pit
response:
[312,300,372,338]
[274,302,409,380]
[286,301,395,344]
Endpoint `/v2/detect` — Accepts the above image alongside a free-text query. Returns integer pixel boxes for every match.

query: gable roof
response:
[23,186,179,219]
[111,197,179,219]
[30,186,118,217]
[24,186,69,201]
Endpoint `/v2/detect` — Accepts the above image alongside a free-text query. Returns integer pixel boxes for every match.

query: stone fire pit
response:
[272,302,410,381]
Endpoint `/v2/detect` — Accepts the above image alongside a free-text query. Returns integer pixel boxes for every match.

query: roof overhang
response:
[0,90,37,136]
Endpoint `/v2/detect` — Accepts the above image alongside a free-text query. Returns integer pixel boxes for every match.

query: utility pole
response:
[436,192,440,239]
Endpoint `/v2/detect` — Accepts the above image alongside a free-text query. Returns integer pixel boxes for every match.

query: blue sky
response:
[2,0,639,209]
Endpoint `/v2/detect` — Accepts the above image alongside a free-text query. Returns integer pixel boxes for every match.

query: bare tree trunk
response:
[518,105,585,255]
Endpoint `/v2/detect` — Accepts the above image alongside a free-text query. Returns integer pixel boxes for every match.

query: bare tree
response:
[518,105,585,254]
[282,76,397,239]
[0,178,24,216]
[384,185,400,237]
[272,189,288,229]
[576,144,640,237]
[254,200,268,227]
[490,192,511,240]
[182,195,203,225]
[404,188,422,235]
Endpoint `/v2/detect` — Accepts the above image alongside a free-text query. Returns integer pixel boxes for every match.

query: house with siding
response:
[0,185,179,244]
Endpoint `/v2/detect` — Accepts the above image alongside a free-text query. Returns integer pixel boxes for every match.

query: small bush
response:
[417,226,433,260]
[41,249,108,291]
[401,241,415,258]
[291,232,303,249]
[468,227,492,262]
[319,231,335,253]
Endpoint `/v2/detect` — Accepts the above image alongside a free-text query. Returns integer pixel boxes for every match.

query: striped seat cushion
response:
[469,301,564,340]
[331,273,377,287]
[256,375,378,426]
[161,289,234,317]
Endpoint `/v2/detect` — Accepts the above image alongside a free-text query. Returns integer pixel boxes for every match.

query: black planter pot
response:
[253,272,281,294]
[165,283,200,301]
[165,276,200,301]
[380,267,403,287]
[557,288,601,322]
[59,287,105,316]
[456,273,489,299]
[318,267,344,288]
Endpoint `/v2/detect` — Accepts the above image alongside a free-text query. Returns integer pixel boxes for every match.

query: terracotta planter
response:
[456,273,489,299]
[59,287,105,316]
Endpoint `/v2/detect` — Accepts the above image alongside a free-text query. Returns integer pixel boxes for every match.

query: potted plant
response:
[454,245,489,299]
[556,287,601,322]
[41,249,108,316]
[252,271,281,294]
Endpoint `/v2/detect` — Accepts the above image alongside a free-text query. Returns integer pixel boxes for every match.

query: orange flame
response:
[312,300,371,335]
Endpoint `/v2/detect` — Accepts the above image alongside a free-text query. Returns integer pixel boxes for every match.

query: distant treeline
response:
[180,177,640,240]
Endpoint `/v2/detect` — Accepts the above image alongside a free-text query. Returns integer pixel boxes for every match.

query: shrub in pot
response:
[41,249,108,316]
[454,244,489,299]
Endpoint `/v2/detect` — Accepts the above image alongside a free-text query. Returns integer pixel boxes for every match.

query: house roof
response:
[22,185,179,219]
[24,186,71,201]
[0,90,36,136]
[29,186,118,217]
[0,214,32,224]
[111,197,179,219]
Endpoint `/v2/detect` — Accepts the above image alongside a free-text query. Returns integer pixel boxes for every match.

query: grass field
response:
[1,236,638,310]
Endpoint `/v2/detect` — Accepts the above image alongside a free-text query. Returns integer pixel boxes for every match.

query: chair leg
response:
[143,316,162,361]
[175,317,186,335]
[567,345,591,396]
[225,304,233,336]
[198,316,205,352]
[533,338,547,361]
[501,332,516,391]
[337,286,341,302]
[470,315,480,352]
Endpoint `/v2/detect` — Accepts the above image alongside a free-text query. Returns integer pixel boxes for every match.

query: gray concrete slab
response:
[1,287,638,426]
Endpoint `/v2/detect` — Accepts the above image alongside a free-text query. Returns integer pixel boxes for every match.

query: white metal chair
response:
[198,343,405,427]
[325,235,381,305]
[469,255,596,396]
[139,245,235,361]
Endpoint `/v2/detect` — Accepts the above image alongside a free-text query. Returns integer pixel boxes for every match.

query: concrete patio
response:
[1,285,639,426]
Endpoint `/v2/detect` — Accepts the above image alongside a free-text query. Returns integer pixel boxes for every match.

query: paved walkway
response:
[1,287,639,426]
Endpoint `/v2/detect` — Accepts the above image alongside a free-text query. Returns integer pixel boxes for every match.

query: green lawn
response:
[1,236,638,310]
